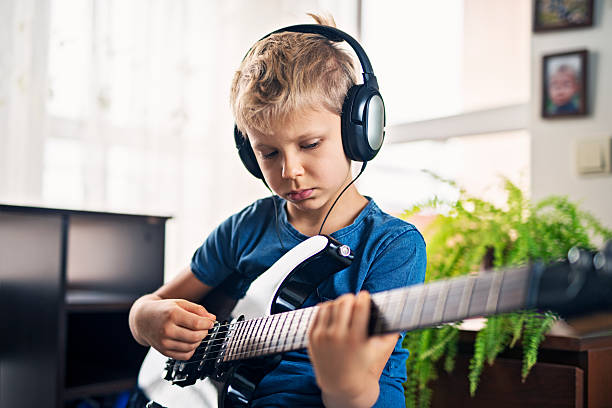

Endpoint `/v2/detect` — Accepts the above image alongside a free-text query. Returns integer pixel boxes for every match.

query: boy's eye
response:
[302,142,319,150]
[262,151,278,160]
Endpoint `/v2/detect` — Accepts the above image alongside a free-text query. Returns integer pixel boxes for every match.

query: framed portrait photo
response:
[542,50,588,118]
[533,0,594,32]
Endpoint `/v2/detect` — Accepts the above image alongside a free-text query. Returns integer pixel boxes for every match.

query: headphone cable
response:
[318,161,367,235]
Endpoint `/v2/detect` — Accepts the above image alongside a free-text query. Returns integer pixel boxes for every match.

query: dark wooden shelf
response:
[1,204,167,408]
[65,290,140,312]
[458,318,612,352]
[430,320,612,408]
[0,203,171,220]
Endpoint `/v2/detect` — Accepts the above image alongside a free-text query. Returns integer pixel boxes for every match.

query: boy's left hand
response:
[307,291,399,407]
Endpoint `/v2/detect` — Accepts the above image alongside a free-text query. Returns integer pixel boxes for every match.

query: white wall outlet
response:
[576,137,612,175]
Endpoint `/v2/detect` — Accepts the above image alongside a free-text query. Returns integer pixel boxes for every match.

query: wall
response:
[530,0,612,229]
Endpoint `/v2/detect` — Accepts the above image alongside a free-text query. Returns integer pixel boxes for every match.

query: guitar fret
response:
[458,275,476,319]
[227,321,239,360]
[263,315,279,355]
[381,290,403,332]
[231,321,245,360]
[392,290,408,331]
[255,316,273,358]
[292,309,306,349]
[230,321,245,360]
[224,323,238,361]
[244,319,258,357]
[280,312,297,353]
[289,310,299,350]
[283,312,297,351]
[373,293,385,334]
[273,314,285,354]
[485,271,504,315]
[306,308,316,346]
[433,280,450,324]
[251,318,267,358]
[241,320,253,357]
[233,321,246,359]
[397,287,417,331]
[237,319,250,359]
[384,290,403,330]
[274,313,289,353]
[243,319,257,358]
[283,312,295,352]
[297,308,315,349]
[498,266,529,312]
[421,283,443,327]
[244,318,259,358]
[266,315,278,354]
[230,321,244,360]
[410,286,427,328]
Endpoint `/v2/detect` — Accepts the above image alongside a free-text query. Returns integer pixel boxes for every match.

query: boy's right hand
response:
[131,296,216,361]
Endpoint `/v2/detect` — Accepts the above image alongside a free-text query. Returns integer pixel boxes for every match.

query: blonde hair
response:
[230,14,358,136]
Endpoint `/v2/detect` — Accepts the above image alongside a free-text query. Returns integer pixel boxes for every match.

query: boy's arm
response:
[309,228,426,407]
[129,267,217,360]
[308,291,399,408]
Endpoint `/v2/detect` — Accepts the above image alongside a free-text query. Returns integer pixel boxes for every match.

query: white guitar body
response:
[137,236,331,408]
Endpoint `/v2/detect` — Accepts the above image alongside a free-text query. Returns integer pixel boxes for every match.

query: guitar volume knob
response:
[338,245,351,257]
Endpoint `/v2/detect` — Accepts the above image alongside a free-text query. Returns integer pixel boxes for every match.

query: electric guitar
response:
[141,236,612,408]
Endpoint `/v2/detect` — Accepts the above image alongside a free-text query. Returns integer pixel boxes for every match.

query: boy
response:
[547,64,581,115]
[129,15,426,407]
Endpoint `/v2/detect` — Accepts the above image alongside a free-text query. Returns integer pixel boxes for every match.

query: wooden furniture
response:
[0,204,169,407]
[430,324,612,408]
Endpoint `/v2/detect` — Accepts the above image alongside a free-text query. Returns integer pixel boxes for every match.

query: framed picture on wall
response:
[533,0,594,32]
[542,50,588,118]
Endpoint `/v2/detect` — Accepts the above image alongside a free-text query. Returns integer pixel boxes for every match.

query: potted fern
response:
[401,176,612,408]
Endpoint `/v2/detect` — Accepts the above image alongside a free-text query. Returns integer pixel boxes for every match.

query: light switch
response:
[576,138,611,175]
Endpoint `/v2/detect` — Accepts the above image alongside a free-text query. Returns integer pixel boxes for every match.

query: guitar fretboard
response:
[220,266,531,362]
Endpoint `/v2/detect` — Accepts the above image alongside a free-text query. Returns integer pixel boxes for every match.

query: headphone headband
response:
[267,24,377,87]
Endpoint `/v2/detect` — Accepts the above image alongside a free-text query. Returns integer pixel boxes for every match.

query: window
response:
[358,0,531,212]
[360,0,530,124]
[359,130,530,214]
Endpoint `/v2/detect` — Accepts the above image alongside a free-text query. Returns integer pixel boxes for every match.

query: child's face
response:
[246,108,352,218]
[548,70,579,107]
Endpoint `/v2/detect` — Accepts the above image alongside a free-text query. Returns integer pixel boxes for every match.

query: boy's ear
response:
[234,125,264,180]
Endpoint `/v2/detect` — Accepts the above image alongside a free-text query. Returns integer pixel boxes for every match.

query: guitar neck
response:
[221,266,532,362]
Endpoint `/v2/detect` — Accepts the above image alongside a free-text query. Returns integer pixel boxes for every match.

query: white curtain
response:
[0,0,50,202]
[0,0,358,277]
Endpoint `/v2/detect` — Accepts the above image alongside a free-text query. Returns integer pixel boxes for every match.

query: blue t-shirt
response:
[191,196,426,407]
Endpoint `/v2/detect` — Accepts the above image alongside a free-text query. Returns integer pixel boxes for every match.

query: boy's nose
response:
[281,154,304,179]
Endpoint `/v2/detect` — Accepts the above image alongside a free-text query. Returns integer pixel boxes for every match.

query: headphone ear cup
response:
[234,125,264,180]
[341,84,385,162]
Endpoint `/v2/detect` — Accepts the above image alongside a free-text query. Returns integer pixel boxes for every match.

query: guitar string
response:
[187,309,312,358]
[184,271,526,358]
[172,262,528,363]
[182,287,521,365]
[192,306,317,358]
[174,295,527,369]
[181,275,527,362]
[173,284,527,368]
[188,268,524,353]
[185,289,410,360]
[175,306,527,369]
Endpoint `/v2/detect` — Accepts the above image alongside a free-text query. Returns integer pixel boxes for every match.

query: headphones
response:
[234,24,385,180]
